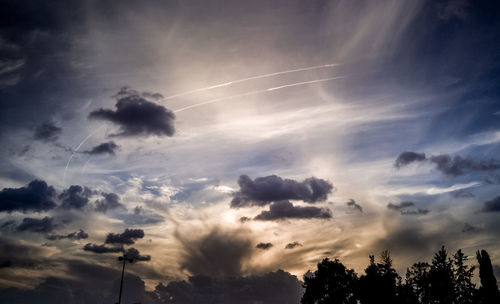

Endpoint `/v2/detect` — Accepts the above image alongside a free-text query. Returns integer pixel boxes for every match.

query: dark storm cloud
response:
[0,180,56,213]
[1,259,158,304]
[231,174,333,208]
[395,151,500,177]
[58,185,91,209]
[387,201,415,211]
[481,196,500,212]
[155,270,303,304]
[285,241,303,249]
[46,229,88,241]
[83,243,124,254]
[346,199,363,213]
[105,228,145,245]
[83,141,119,155]
[0,235,50,269]
[94,192,125,213]
[124,247,151,262]
[401,208,430,215]
[394,152,426,168]
[177,227,253,277]
[254,200,332,221]
[33,122,62,142]
[16,216,55,233]
[256,242,273,250]
[89,87,175,137]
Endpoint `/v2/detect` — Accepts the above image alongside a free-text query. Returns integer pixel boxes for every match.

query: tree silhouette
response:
[303,247,499,304]
[358,251,399,304]
[301,258,358,304]
[453,249,475,304]
[476,250,500,304]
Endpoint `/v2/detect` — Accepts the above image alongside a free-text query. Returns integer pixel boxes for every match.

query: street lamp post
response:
[116,254,134,304]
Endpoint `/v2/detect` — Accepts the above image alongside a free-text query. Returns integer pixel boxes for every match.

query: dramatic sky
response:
[1,0,500,303]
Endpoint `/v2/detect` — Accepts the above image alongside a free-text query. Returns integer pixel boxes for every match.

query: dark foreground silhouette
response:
[302,247,500,304]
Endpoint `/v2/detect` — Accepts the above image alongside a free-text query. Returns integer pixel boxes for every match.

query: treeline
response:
[302,247,500,304]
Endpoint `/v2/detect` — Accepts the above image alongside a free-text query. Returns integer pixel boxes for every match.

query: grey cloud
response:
[254,200,332,221]
[481,196,500,212]
[462,223,480,233]
[46,229,88,241]
[155,270,303,304]
[124,247,151,262]
[59,185,91,209]
[16,216,55,233]
[387,201,415,211]
[453,189,475,198]
[346,199,363,213]
[0,180,56,213]
[33,122,61,142]
[285,241,303,249]
[394,152,426,168]
[231,174,333,208]
[395,151,500,177]
[83,243,123,254]
[256,242,273,250]
[401,208,430,215]
[83,141,119,155]
[177,227,253,277]
[429,154,500,177]
[105,228,145,245]
[239,216,251,223]
[437,0,469,21]
[94,192,125,213]
[89,87,175,137]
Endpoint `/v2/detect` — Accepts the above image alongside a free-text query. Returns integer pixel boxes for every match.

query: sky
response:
[1,0,500,303]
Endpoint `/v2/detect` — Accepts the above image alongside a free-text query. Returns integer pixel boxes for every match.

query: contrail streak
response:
[62,125,104,186]
[164,64,337,100]
[173,76,345,113]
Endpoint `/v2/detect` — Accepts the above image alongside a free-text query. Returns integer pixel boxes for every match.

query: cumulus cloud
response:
[0,180,56,213]
[16,216,55,233]
[346,199,363,213]
[231,174,333,208]
[285,241,303,249]
[33,122,61,142]
[254,200,332,221]
[395,151,500,177]
[387,201,415,211]
[46,229,88,240]
[94,192,125,213]
[239,216,251,223]
[155,270,303,304]
[105,228,145,245]
[83,243,124,254]
[394,152,426,168]
[59,185,91,209]
[177,227,253,277]
[256,242,273,250]
[89,87,175,137]
[83,141,119,155]
[481,196,500,212]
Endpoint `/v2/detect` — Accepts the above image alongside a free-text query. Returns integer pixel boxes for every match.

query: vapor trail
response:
[173,76,345,113]
[164,64,337,100]
[62,125,104,186]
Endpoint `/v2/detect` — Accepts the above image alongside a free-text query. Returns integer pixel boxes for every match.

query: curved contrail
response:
[164,64,338,100]
[173,76,345,113]
[62,125,104,186]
